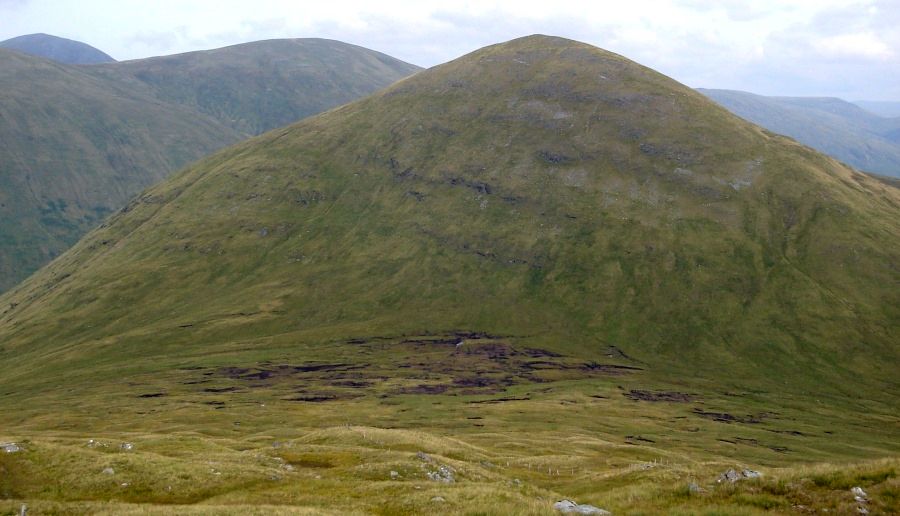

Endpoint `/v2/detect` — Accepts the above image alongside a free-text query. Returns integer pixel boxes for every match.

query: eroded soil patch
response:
[625,389,694,402]
[694,409,775,424]
[178,331,640,402]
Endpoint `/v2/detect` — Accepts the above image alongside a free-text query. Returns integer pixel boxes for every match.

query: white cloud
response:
[1,0,898,100]
[815,32,894,60]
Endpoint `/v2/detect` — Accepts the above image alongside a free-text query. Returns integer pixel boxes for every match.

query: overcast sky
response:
[2,0,898,100]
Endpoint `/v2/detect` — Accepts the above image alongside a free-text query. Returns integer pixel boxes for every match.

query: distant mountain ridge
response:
[0,38,420,292]
[855,100,900,118]
[0,33,115,64]
[93,38,422,135]
[0,48,242,293]
[700,89,900,177]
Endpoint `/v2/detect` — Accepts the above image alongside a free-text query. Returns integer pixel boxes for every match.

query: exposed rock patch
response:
[415,451,455,483]
[717,468,761,483]
[553,499,611,514]
[426,464,455,483]
[852,486,870,514]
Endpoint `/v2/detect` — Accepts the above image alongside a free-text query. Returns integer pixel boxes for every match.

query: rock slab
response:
[717,468,762,483]
[553,499,611,515]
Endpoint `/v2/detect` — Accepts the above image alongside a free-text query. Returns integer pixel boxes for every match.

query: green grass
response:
[0,40,419,293]
[96,38,422,136]
[0,387,897,514]
[0,35,897,513]
[0,49,240,293]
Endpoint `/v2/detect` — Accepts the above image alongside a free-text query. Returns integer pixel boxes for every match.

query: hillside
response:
[0,49,241,293]
[0,33,115,64]
[0,35,898,514]
[0,40,419,292]
[92,38,423,135]
[700,88,900,177]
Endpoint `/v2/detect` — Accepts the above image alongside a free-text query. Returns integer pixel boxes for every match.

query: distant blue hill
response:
[0,33,115,64]
[854,100,900,118]
[700,88,900,178]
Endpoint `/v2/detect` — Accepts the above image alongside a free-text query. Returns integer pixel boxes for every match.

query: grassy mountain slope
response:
[0,49,242,292]
[0,33,115,64]
[0,35,898,514]
[700,88,900,177]
[0,40,419,293]
[92,38,423,135]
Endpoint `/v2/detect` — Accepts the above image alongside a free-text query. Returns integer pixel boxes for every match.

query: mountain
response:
[700,89,900,177]
[0,35,897,514]
[0,49,242,293]
[92,38,423,135]
[0,33,115,64]
[0,39,419,293]
[855,100,900,118]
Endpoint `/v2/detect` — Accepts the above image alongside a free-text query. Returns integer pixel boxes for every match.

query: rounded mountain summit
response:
[1,35,897,397]
[0,33,115,64]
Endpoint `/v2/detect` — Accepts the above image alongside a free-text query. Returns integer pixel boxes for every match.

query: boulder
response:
[426,464,455,483]
[717,468,761,483]
[718,469,741,483]
[742,469,761,479]
[553,499,611,515]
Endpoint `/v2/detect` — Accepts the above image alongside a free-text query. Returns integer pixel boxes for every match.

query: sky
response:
[1,0,898,100]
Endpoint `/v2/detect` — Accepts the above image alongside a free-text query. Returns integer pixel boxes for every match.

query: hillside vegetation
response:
[0,35,897,514]
[95,38,423,135]
[0,49,241,292]
[0,39,419,292]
